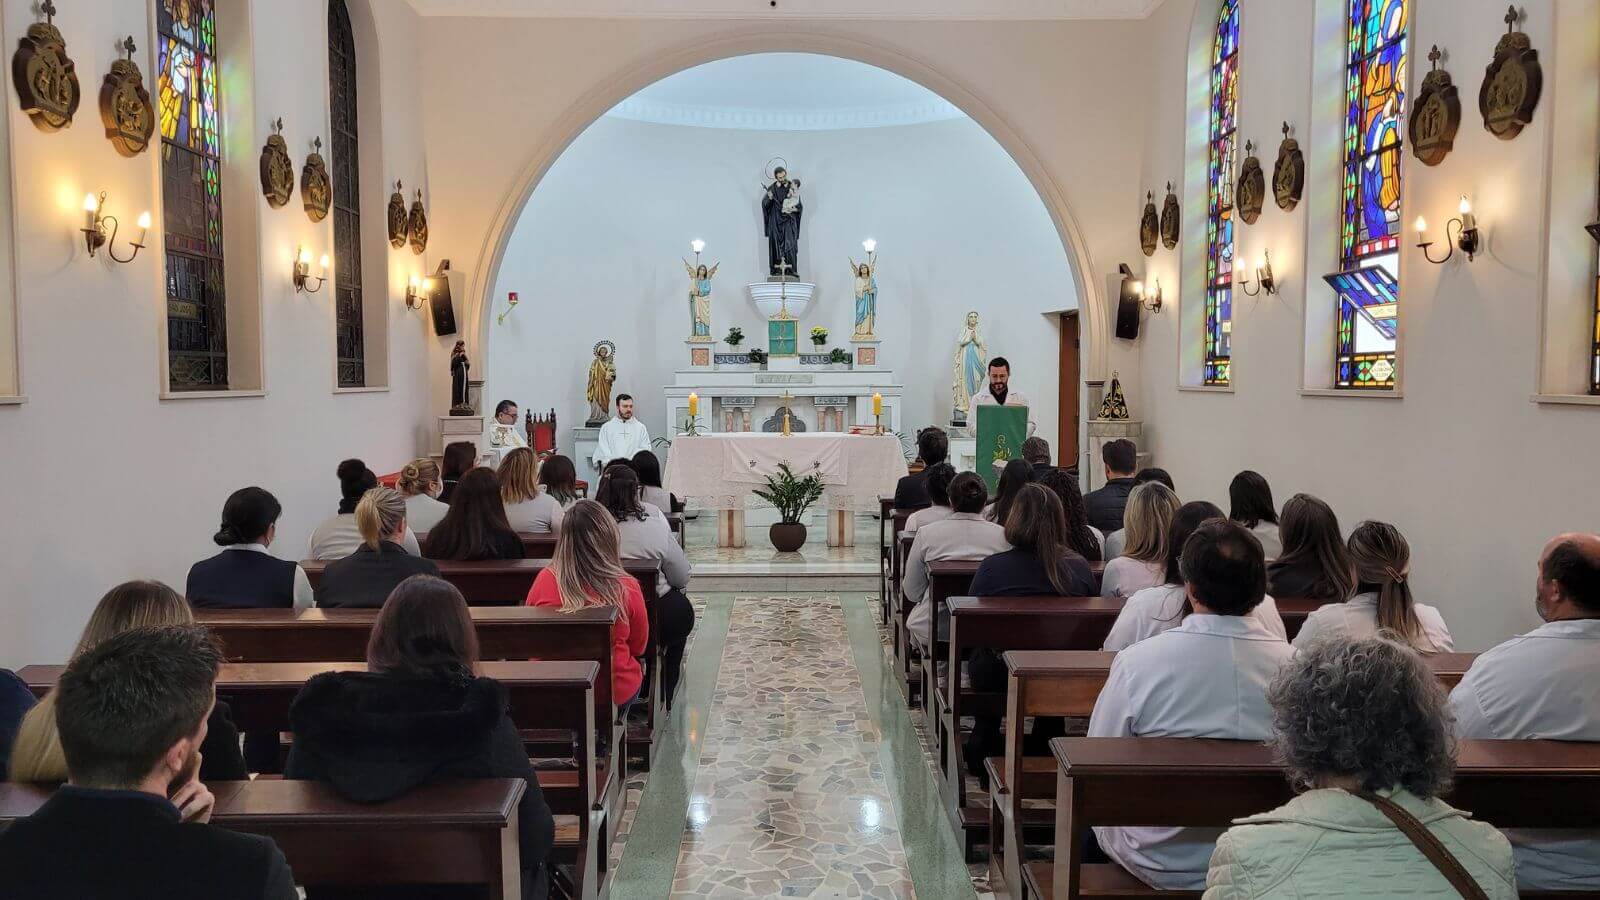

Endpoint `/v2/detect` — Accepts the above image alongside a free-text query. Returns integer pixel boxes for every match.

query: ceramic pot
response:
[770,521,807,552]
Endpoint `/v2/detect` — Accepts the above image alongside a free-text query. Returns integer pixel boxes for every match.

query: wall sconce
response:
[80,191,149,263]
[1586,218,1600,245]
[1416,195,1481,264]
[293,246,328,293]
[404,274,428,310]
[1140,277,1163,312]
[1238,250,1279,297]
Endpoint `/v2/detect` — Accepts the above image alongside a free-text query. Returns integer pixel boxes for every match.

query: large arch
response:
[465,30,1110,419]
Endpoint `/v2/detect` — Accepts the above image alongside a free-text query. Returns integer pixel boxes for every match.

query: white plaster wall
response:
[484,115,1076,450]
[0,0,434,664]
[1138,0,1600,650]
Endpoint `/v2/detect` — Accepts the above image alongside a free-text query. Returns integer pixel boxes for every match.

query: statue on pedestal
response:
[449,340,474,415]
[850,251,878,340]
[951,311,987,424]
[761,161,803,278]
[682,258,719,341]
[585,341,617,426]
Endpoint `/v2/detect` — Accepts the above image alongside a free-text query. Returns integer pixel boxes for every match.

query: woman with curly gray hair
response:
[1204,637,1516,898]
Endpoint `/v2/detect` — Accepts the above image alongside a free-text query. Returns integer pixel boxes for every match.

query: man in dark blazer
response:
[0,625,297,899]
[1084,438,1140,533]
[893,427,951,511]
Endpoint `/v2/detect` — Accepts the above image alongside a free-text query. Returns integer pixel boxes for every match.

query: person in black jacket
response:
[1083,439,1140,532]
[0,625,297,899]
[187,486,312,609]
[964,484,1097,781]
[285,575,553,899]
[0,668,36,779]
[893,426,950,511]
[1267,493,1357,603]
[317,487,440,608]
[422,468,526,561]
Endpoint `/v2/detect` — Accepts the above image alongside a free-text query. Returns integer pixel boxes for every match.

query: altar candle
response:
[688,393,699,417]
[872,393,883,416]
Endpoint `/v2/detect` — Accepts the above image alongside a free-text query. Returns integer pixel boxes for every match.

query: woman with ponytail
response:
[308,459,421,560]
[1293,521,1453,652]
[316,487,440,608]
[187,486,313,609]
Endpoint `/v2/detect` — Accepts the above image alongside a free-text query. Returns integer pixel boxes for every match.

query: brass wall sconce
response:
[1238,250,1278,297]
[1140,277,1163,313]
[293,246,329,293]
[1119,263,1162,314]
[404,273,429,310]
[80,191,149,263]
[1416,196,1481,264]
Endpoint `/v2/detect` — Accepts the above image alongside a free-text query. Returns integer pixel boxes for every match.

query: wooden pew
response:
[0,779,530,900]
[892,531,922,706]
[986,651,1478,899]
[301,558,661,608]
[418,532,560,559]
[18,661,602,899]
[936,596,1125,858]
[878,495,895,626]
[1038,737,1600,900]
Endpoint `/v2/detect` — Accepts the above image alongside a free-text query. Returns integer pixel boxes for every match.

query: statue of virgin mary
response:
[951,311,987,424]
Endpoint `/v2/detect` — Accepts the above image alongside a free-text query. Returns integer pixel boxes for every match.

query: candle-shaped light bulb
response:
[135,211,151,245]
[318,254,330,275]
[1458,195,1473,216]
[83,193,99,229]
[1414,216,1428,235]
[872,392,883,416]
[863,238,877,254]
[298,247,311,266]
[408,274,421,290]
[690,239,705,254]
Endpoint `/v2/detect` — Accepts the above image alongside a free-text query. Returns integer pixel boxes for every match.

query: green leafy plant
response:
[809,326,829,346]
[724,326,744,347]
[752,463,825,524]
[890,430,915,462]
[828,347,851,364]
[748,348,769,365]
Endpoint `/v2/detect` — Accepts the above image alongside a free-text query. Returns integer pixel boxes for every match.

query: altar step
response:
[689,561,878,593]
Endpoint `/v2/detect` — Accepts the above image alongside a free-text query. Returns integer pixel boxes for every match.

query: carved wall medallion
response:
[301,137,331,222]
[1479,6,1542,141]
[98,37,153,156]
[1410,46,1461,165]
[1235,140,1266,225]
[1139,191,1159,257]
[1159,182,1180,250]
[407,189,429,254]
[259,118,294,207]
[388,180,408,248]
[12,1,80,132]
[1272,122,1305,211]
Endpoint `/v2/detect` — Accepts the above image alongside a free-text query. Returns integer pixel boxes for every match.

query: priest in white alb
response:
[593,393,652,472]
[969,356,1036,435]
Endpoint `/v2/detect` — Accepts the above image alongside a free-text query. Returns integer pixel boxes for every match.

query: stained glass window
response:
[1204,0,1239,387]
[159,0,226,391]
[1328,0,1408,390]
[329,0,365,388]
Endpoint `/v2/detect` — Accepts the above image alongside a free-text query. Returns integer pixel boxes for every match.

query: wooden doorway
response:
[1058,311,1081,471]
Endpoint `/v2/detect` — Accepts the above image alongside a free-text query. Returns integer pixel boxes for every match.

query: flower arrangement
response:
[724,326,745,347]
[810,327,829,347]
[828,348,851,365]
[748,348,769,365]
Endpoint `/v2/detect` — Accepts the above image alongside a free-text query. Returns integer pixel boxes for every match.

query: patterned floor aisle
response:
[669,596,916,898]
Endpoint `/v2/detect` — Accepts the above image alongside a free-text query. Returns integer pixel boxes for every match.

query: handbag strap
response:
[1353,789,1489,900]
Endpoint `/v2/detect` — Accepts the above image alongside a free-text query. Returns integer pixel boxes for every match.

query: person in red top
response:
[525,499,650,706]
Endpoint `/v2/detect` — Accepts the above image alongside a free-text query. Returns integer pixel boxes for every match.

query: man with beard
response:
[0,625,297,899]
[762,166,804,278]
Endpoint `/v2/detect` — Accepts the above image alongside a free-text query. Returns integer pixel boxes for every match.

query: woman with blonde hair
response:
[1100,481,1179,599]
[524,500,649,706]
[10,581,249,782]
[1293,520,1453,652]
[316,487,440,609]
[499,448,565,534]
[396,457,449,533]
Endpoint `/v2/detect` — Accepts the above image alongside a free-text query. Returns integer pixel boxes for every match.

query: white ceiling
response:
[405,0,1164,19]
[604,54,965,130]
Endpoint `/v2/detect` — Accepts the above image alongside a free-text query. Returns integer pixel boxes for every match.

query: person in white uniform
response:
[968,357,1035,435]
[592,394,652,473]
[1448,532,1600,892]
[1103,501,1286,651]
[1100,481,1179,599]
[488,399,528,451]
[1088,519,1296,890]
[903,473,1011,650]
[1293,520,1452,652]
[1227,470,1282,561]
[904,464,957,534]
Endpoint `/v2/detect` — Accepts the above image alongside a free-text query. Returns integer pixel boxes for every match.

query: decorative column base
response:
[850,339,881,369]
[827,509,855,548]
[716,508,746,548]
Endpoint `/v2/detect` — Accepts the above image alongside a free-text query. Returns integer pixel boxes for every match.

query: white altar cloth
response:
[664,433,904,513]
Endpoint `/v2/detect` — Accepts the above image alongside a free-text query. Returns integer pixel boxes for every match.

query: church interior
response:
[1,0,1598,898]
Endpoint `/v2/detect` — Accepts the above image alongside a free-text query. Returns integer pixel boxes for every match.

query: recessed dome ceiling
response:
[603,54,966,131]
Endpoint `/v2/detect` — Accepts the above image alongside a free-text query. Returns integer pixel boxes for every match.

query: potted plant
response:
[724,326,745,348]
[747,347,769,367]
[828,347,852,369]
[753,463,825,552]
[810,326,829,348]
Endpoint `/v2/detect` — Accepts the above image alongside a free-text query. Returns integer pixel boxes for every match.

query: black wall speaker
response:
[429,266,457,336]
[1115,291,1141,340]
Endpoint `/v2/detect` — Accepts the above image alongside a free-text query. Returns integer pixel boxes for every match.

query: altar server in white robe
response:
[593,394,652,472]
[1087,519,1295,891]
[1449,533,1600,893]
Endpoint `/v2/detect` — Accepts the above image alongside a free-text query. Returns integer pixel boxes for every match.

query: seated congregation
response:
[0,446,694,898]
[887,429,1599,896]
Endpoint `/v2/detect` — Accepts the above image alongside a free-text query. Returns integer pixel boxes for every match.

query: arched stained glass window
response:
[1325,0,1407,390]
[329,0,365,388]
[1204,0,1239,387]
[158,0,227,391]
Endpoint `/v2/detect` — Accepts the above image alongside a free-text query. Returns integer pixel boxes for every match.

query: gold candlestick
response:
[780,389,794,437]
